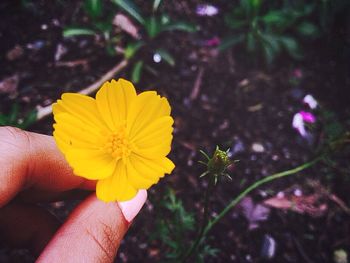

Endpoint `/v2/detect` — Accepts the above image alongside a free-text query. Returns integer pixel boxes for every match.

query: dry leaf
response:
[113,13,140,39]
[6,45,24,61]
[0,74,19,96]
[239,197,270,230]
[263,194,327,217]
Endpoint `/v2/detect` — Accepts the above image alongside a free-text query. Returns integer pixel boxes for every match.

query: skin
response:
[0,126,131,262]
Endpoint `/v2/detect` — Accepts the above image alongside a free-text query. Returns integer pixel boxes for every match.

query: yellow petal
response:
[53,93,106,129]
[96,161,137,202]
[131,116,174,148]
[156,157,175,174]
[133,142,172,159]
[127,92,171,139]
[65,148,116,180]
[96,79,137,130]
[131,116,173,144]
[53,129,70,153]
[53,113,104,148]
[129,154,174,182]
[126,159,155,189]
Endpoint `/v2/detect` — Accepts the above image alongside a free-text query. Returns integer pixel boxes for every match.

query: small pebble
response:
[272,154,279,161]
[153,53,161,63]
[231,138,245,156]
[251,143,265,153]
[294,189,302,197]
[261,234,276,259]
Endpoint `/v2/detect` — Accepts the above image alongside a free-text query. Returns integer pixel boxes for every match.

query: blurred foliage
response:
[220,0,320,65]
[0,104,37,129]
[112,0,196,83]
[63,0,196,83]
[63,0,119,56]
[112,0,196,39]
[150,188,219,262]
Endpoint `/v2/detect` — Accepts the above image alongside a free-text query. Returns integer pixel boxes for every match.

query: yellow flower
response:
[52,78,175,202]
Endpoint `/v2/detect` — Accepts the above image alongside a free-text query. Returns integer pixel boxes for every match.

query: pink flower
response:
[204,36,220,47]
[299,111,316,123]
[293,69,303,79]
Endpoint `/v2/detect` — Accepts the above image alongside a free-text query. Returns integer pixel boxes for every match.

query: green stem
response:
[181,156,323,261]
[181,176,215,261]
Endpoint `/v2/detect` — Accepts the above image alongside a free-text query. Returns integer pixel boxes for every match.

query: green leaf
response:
[131,60,143,83]
[262,43,276,65]
[9,104,19,125]
[84,0,103,18]
[124,41,144,59]
[246,32,256,52]
[261,34,280,54]
[111,0,145,25]
[262,10,286,24]
[105,44,116,56]
[145,16,159,38]
[63,27,96,37]
[0,114,8,126]
[224,14,247,29]
[280,36,303,59]
[301,4,315,16]
[155,49,175,66]
[297,22,319,37]
[20,109,37,129]
[160,14,170,25]
[251,0,261,10]
[161,21,197,33]
[218,34,244,51]
[94,21,112,33]
[153,0,163,12]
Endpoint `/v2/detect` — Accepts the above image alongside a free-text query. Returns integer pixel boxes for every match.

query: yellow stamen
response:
[105,125,132,162]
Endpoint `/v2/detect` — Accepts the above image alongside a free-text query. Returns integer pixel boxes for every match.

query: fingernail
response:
[118,189,147,223]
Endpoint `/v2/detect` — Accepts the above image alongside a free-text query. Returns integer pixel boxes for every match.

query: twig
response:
[330,194,350,215]
[293,237,314,263]
[55,59,89,70]
[36,59,128,121]
[190,67,204,101]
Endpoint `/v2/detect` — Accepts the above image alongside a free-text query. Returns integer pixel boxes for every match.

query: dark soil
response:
[1,1,350,262]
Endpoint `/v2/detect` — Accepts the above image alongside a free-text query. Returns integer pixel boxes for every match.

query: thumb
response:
[37,190,147,263]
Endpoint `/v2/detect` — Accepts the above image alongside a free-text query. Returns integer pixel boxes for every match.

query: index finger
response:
[0,126,95,207]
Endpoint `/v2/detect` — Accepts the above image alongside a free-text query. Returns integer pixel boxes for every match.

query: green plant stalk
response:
[181,156,323,261]
[180,175,214,262]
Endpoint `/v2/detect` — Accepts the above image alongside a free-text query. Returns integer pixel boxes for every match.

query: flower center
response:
[105,125,131,162]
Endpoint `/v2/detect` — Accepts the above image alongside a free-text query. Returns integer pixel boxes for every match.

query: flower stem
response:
[181,156,323,261]
[181,176,215,261]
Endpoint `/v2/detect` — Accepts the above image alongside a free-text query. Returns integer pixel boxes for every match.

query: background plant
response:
[63,0,197,83]
[150,188,219,262]
[63,0,122,56]
[112,0,197,83]
[220,0,320,65]
[0,104,37,129]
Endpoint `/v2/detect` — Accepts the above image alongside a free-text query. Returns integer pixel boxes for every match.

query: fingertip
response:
[117,189,147,223]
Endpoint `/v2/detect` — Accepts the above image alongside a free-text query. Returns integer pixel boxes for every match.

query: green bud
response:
[199,146,236,184]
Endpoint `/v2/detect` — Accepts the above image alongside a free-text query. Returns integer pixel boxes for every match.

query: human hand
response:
[0,127,147,262]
